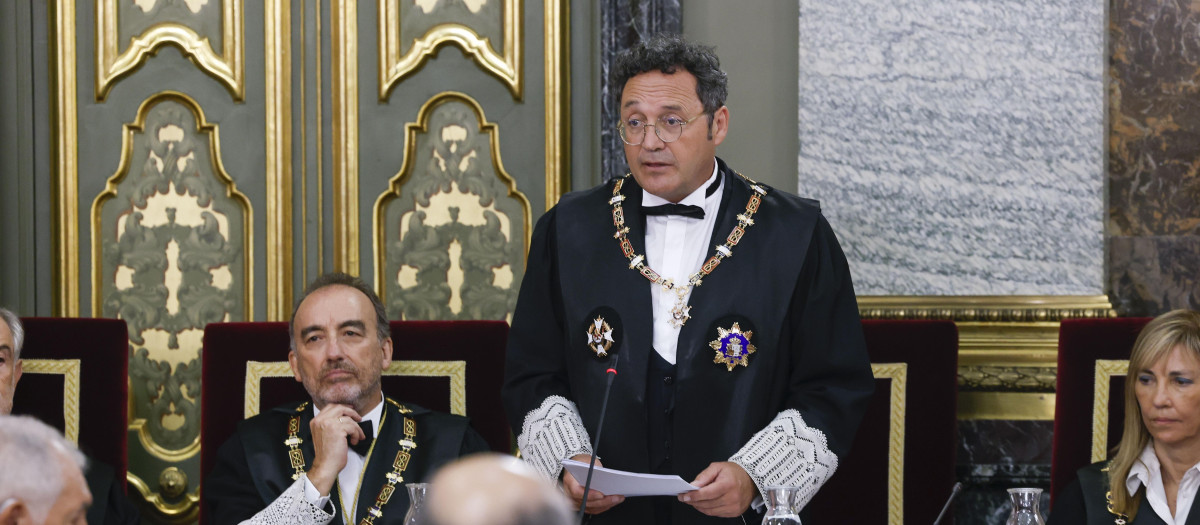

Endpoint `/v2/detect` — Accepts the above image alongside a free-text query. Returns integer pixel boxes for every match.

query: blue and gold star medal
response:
[710,322,756,371]
[586,316,615,357]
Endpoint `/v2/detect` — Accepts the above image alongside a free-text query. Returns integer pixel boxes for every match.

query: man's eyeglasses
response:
[617,113,707,145]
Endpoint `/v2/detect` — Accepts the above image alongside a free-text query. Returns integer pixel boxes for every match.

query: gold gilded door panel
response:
[52,1,292,521]
[46,0,572,521]
[356,0,569,320]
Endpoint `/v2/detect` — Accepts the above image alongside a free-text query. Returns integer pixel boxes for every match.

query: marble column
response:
[1107,0,1200,317]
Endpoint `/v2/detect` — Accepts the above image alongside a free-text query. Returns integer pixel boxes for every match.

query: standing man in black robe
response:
[502,34,875,524]
[206,273,489,524]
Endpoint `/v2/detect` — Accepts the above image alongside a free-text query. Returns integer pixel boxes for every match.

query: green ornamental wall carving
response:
[377,93,530,321]
[94,92,250,455]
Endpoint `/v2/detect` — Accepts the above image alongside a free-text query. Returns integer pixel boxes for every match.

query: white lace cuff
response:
[244,476,336,525]
[517,395,593,480]
[729,409,838,510]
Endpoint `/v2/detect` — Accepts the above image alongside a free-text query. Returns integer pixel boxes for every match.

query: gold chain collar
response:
[609,173,767,328]
[284,399,418,525]
[1105,491,1128,525]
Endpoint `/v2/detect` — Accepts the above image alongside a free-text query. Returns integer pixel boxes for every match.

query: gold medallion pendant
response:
[710,322,756,371]
[586,316,615,357]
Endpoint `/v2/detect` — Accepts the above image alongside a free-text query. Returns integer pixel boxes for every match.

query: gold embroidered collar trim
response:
[610,172,767,328]
[284,399,418,524]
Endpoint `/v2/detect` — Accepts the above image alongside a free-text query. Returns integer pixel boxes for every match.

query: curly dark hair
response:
[612,34,728,129]
[288,272,391,351]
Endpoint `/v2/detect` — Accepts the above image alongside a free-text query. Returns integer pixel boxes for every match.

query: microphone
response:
[578,351,619,522]
[932,482,963,525]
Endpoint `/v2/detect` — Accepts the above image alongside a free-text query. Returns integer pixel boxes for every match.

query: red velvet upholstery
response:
[10,317,130,491]
[807,320,959,524]
[199,320,509,513]
[1050,317,1151,502]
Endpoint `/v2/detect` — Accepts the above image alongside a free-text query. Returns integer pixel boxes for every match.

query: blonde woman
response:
[1050,309,1200,524]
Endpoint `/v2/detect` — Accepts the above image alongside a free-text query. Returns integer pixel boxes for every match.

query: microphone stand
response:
[578,356,619,523]
[932,482,963,525]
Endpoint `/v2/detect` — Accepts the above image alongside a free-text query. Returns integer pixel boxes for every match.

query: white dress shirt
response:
[1127,443,1200,524]
[643,160,722,364]
[303,398,384,524]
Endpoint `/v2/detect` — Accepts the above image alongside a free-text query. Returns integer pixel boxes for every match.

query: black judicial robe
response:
[84,460,140,525]
[205,399,488,524]
[502,157,875,524]
[1051,461,1200,525]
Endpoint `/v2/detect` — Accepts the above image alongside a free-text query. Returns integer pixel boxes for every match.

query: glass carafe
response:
[403,482,429,525]
[762,486,802,525]
[1005,488,1046,525]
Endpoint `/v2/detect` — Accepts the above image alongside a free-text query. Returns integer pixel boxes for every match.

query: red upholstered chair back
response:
[199,320,509,519]
[807,320,959,525]
[10,317,131,491]
[1051,317,1151,502]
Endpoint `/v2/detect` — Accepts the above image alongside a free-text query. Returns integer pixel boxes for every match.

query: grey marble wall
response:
[797,0,1106,296]
[599,0,682,182]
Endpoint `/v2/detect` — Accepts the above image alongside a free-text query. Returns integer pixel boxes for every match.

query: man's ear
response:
[710,106,729,146]
[381,338,393,369]
[0,499,30,525]
[288,351,302,383]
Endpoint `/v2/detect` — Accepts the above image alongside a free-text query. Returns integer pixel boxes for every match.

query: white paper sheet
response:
[561,459,699,497]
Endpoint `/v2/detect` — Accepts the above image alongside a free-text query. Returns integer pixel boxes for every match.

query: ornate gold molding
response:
[371,91,534,307]
[265,0,293,320]
[858,295,1117,322]
[871,363,906,525]
[21,359,82,444]
[957,392,1055,420]
[544,0,570,208]
[332,0,359,275]
[377,0,523,101]
[126,472,200,521]
[1093,359,1127,463]
[128,419,201,462]
[51,0,79,317]
[244,360,468,418]
[860,295,1116,368]
[95,0,245,101]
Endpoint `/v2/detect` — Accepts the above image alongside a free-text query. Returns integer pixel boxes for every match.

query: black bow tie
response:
[639,174,720,220]
[349,420,374,456]
[641,203,705,219]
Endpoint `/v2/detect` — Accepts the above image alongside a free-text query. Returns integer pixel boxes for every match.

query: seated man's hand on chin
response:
[562,454,625,514]
[679,461,757,518]
[306,404,367,496]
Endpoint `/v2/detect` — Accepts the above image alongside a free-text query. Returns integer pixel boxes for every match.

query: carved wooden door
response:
[44,0,567,521]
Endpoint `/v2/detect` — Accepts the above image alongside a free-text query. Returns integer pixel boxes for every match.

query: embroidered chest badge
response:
[710,322,756,371]
[587,316,615,357]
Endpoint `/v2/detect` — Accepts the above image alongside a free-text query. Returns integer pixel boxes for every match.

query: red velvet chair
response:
[199,320,509,523]
[1050,317,1151,502]
[10,317,131,491]
[807,320,960,525]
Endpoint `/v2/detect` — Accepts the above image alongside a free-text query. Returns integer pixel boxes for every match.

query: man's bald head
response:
[428,453,573,525]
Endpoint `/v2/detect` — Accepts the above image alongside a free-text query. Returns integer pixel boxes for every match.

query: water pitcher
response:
[1005,487,1046,525]
[762,486,802,525]
[403,482,429,525]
